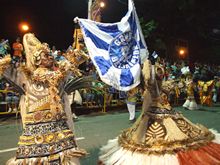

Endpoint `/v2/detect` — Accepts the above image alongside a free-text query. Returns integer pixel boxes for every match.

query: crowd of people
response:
[1,36,143,115]
[0,38,66,112]
[1,13,220,165]
[1,36,220,115]
[156,57,220,108]
[73,55,220,115]
[1,0,220,163]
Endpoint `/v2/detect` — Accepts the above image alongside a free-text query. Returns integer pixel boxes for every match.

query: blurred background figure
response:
[198,80,214,106]
[182,76,198,110]
[4,83,19,112]
[0,39,10,58]
[68,90,82,121]
[12,37,23,66]
[55,50,66,61]
[51,45,58,59]
[212,76,220,103]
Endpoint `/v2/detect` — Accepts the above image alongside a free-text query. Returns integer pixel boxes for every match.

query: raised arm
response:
[61,47,89,77]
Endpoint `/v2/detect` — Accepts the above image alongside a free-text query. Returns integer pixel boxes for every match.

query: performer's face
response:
[40,51,54,68]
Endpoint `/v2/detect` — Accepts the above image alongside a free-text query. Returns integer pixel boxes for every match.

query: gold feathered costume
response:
[182,79,198,110]
[0,33,87,165]
[99,60,220,165]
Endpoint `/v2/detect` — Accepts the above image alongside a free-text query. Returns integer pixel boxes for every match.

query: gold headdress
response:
[23,33,50,71]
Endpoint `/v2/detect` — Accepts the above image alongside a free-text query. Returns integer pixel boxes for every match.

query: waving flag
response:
[76,0,148,91]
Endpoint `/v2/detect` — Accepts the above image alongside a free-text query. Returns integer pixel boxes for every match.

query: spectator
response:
[106,86,117,106]
[4,83,19,112]
[93,81,104,107]
[212,76,220,103]
[55,50,66,61]
[51,45,58,59]
[0,39,10,57]
[12,37,23,65]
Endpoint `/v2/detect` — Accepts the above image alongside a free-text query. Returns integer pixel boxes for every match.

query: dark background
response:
[0,0,127,49]
[1,0,220,63]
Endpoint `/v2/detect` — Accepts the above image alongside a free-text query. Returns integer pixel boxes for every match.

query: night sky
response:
[0,0,129,50]
[1,0,220,62]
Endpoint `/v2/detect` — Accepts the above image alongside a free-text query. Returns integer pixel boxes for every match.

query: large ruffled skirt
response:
[99,109,220,165]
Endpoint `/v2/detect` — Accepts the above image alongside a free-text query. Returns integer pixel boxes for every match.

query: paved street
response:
[0,105,220,165]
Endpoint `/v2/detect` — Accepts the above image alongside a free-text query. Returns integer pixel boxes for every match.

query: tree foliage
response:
[139,18,157,38]
[137,0,220,61]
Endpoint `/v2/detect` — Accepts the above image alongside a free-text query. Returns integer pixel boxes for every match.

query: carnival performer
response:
[176,76,187,104]
[182,75,198,110]
[198,80,214,106]
[99,59,220,165]
[0,33,89,165]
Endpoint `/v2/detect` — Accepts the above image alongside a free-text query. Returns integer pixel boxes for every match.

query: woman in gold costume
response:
[182,75,198,110]
[0,33,89,165]
[198,80,214,106]
[99,60,220,165]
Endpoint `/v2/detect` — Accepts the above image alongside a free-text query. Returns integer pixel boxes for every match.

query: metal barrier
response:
[0,90,20,117]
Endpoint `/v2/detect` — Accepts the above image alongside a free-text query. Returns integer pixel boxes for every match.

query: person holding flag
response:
[76,0,220,164]
[74,0,148,92]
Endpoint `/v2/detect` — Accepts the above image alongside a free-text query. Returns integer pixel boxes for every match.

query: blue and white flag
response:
[76,0,149,91]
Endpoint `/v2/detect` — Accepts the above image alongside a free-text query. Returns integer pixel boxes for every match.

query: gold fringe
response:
[118,130,214,155]
[65,149,88,158]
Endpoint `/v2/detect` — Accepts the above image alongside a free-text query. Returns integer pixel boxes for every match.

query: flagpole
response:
[88,0,92,19]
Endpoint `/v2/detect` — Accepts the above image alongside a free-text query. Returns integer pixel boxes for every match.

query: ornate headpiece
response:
[23,33,50,71]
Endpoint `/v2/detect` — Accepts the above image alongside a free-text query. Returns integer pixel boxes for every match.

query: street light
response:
[88,0,105,20]
[100,1,105,8]
[179,49,185,55]
[176,39,188,60]
[19,22,30,33]
[178,48,188,59]
[22,24,29,31]
[92,1,105,21]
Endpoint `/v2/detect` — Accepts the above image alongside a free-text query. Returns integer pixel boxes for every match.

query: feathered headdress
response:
[23,33,50,71]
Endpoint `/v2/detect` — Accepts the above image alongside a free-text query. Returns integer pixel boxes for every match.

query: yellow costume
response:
[0,34,88,165]
[198,80,214,106]
[182,79,198,110]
